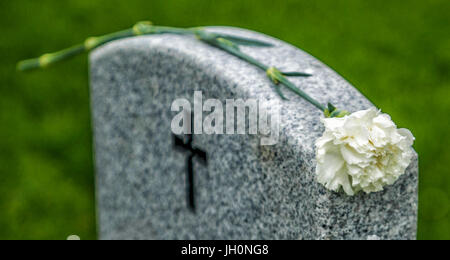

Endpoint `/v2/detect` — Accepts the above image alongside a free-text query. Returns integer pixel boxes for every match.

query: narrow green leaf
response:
[281,71,312,77]
[216,38,240,51]
[327,103,337,113]
[214,34,274,47]
[273,84,288,100]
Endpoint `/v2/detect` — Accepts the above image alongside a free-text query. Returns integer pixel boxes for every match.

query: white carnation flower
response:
[315,107,415,196]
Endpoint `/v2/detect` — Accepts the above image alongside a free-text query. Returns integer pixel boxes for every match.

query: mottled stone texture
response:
[89,27,418,240]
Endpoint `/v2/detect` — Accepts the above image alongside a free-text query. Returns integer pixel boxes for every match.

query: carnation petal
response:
[340,145,367,165]
[398,128,415,145]
[315,106,415,196]
[373,114,395,129]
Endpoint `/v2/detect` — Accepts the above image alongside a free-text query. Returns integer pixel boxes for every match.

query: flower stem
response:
[17,29,135,71]
[277,75,326,111]
[196,32,326,111]
[17,22,327,112]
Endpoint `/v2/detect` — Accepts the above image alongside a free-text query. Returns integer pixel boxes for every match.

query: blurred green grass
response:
[0,0,449,239]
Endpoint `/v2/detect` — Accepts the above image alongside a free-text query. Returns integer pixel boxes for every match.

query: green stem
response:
[278,75,326,111]
[17,22,327,113]
[17,29,136,71]
[17,44,85,71]
[93,29,136,47]
[200,35,325,111]
[16,24,193,71]
[210,40,268,71]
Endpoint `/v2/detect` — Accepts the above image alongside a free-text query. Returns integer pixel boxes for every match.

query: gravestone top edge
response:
[89,26,378,159]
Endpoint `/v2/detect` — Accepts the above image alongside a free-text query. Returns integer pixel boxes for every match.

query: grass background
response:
[0,0,449,240]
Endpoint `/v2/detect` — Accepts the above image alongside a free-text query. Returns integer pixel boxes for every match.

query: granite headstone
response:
[89,27,418,240]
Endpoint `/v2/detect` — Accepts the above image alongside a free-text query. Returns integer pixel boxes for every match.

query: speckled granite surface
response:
[89,27,418,240]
